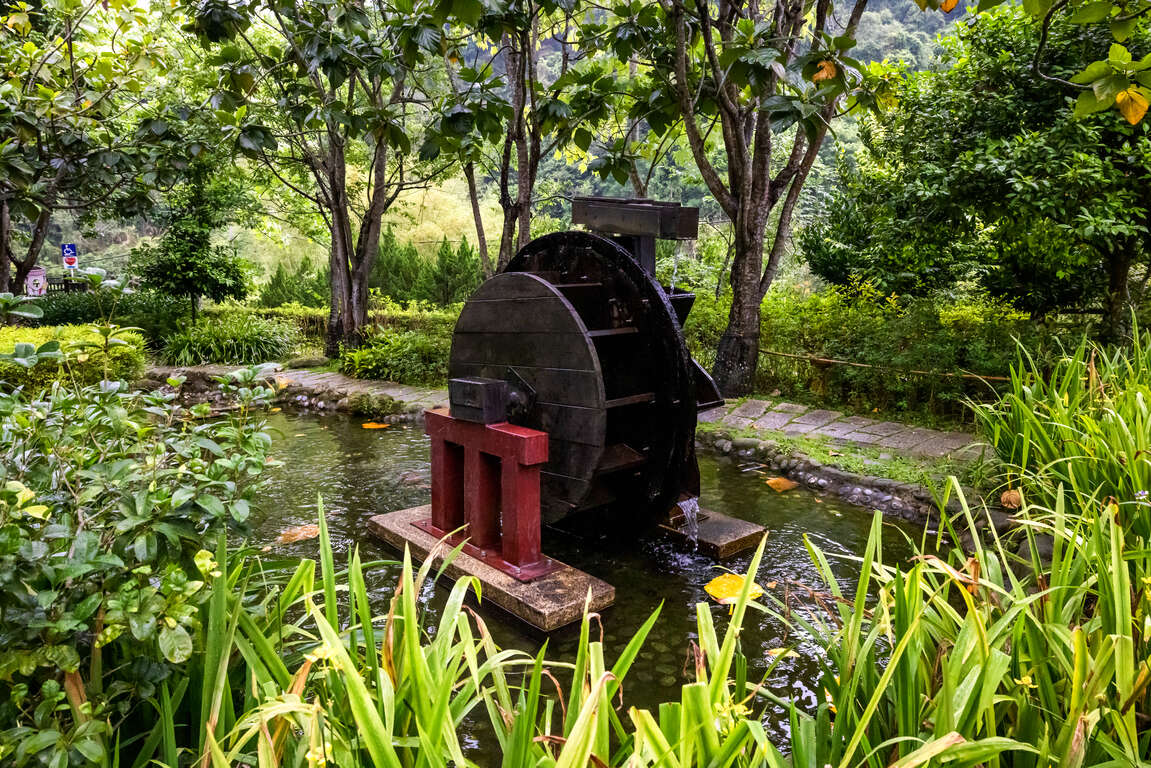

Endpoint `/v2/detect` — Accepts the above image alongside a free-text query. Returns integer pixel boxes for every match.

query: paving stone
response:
[729,399,771,419]
[911,431,978,458]
[789,409,842,428]
[781,422,817,436]
[842,430,884,445]
[810,420,861,439]
[770,402,807,414]
[852,420,905,437]
[752,411,795,430]
[698,405,730,423]
[722,415,754,430]
[877,428,938,450]
[835,416,881,429]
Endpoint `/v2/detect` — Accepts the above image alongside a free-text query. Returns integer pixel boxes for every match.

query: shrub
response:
[34,288,184,344]
[0,372,275,767]
[161,313,298,365]
[415,237,481,305]
[685,285,1065,420]
[370,226,424,302]
[0,325,145,392]
[340,327,449,385]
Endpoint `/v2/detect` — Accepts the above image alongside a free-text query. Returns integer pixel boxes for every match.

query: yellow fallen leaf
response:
[765,476,799,493]
[765,581,777,589]
[270,407,281,413]
[941,0,959,12]
[812,59,837,83]
[704,572,765,605]
[362,422,390,429]
[262,523,321,551]
[767,648,799,658]
[1116,87,1149,125]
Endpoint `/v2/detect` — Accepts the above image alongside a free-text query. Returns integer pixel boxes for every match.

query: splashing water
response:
[677,496,700,548]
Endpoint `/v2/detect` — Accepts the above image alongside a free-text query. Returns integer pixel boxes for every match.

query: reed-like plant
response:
[785,481,1150,768]
[971,326,1151,537]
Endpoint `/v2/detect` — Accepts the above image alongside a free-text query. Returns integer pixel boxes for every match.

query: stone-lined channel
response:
[253,410,930,751]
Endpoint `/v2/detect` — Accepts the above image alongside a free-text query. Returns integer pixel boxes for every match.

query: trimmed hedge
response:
[33,289,184,346]
[0,325,146,392]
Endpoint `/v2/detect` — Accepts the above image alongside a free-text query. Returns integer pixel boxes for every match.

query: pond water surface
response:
[254,411,928,748]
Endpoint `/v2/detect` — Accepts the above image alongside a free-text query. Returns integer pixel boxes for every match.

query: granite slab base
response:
[368,505,614,632]
[659,509,765,558]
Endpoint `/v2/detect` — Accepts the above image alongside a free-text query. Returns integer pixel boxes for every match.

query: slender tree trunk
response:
[463,162,493,277]
[0,200,10,294]
[497,34,527,269]
[1102,244,1133,343]
[712,216,766,395]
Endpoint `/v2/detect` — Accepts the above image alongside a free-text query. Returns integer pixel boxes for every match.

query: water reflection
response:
[254,410,925,746]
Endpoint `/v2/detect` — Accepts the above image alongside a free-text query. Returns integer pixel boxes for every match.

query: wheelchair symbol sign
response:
[61,244,78,269]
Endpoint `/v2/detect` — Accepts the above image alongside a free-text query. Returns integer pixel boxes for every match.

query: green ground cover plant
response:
[161,314,298,366]
[0,325,145,392]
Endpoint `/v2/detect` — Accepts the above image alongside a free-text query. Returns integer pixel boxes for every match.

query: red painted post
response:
[418,409,557,581]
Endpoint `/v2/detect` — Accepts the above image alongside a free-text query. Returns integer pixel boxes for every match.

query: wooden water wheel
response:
[448,229,722,525]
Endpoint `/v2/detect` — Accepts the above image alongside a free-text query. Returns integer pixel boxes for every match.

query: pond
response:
[253,410,929,748]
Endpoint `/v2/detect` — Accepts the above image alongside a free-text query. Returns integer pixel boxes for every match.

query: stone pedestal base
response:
[368,505,614,632]
[659,510,765,559]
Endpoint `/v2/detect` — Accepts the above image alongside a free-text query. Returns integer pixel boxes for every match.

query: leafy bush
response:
[161,313,298,365]
[204,299,460,345]
[369,226,424,302]
[340,327,449,385]
[0,325,145,392]
[973,327,1151,533]
[34,288,184,344]
[685,285,1064,419]
[415,237,482,305]
[0,370,274,767]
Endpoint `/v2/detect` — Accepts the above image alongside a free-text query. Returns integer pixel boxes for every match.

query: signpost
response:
[25,266,47,296]
[61,243,78,270]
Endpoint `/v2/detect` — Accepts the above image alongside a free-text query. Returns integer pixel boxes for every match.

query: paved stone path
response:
[272,368,449,412]
[699,398,977,460]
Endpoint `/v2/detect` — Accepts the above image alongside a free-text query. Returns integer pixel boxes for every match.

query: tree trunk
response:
[712,218,765,395]
[497,33,527,270]
[0,200,10,294]
[463,162,493,277]
[1102,244,1133,344]
[326,232,353,358]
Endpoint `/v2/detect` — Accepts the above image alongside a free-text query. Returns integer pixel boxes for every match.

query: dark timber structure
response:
[371,198,762,631]
[448,197,723,526]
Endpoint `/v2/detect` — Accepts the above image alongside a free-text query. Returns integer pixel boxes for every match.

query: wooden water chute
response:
[448,197,724,527]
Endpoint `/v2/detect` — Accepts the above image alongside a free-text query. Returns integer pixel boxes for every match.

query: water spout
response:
[677,496,700,549]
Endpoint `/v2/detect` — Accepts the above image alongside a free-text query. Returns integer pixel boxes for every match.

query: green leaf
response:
[1108,43,1133,66]
[1070,60,1112,85]
[1068,1,1111,23]
[159,624,192,663]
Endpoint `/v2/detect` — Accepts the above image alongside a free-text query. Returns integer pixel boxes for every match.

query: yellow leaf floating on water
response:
[1116,87,1149,125]
[270,407,281,413]
[262,523,321,551]
[941,0,959,12]
[767,648,799,659]
[705,572,765,605]
[765,476,799,493]
[362,422,390,429]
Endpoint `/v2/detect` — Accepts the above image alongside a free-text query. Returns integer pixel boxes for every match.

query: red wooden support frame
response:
[414,408,561,581]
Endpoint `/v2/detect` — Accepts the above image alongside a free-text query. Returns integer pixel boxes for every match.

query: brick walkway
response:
[699,398,977,459]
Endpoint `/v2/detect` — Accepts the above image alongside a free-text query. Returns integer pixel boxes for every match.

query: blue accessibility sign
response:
[61,243,78,268]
